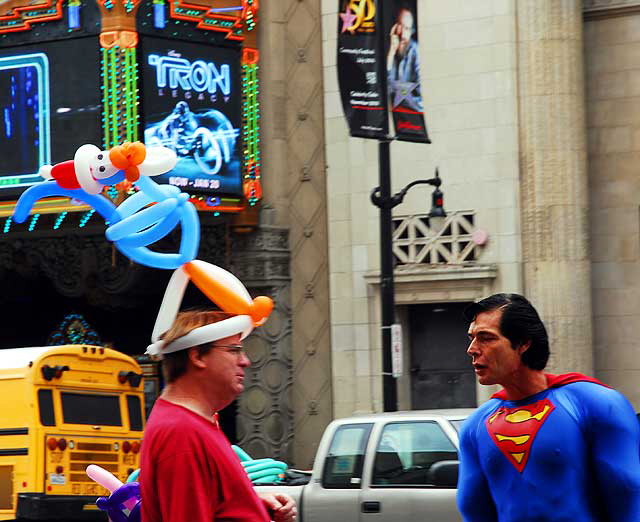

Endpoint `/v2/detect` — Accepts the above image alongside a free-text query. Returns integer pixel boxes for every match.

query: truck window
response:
[37,389,55,426]
[127,395,144,431]
[372,421,458,487]
[61,392,122,426]
[449,419,464,433]
[322,423,372,489]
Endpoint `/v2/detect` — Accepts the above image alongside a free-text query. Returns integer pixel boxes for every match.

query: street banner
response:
[337,0,388,139]
[382,0,430,143]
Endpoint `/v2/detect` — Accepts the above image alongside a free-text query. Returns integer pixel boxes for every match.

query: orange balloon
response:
[184,262,250,315]
[249,296,274,324]
[109,142,147,182]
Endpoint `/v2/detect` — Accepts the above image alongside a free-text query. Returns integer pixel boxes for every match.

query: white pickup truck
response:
[255,409,473,522]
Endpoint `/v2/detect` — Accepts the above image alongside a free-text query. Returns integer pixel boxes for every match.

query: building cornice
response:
[583,0,640,20]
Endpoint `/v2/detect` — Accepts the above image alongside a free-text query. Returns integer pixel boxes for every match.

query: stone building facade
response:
[317,0,640,419]
[3,0,638,469]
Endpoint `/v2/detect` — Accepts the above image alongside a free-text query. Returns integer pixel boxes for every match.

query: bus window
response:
[61,392,122,426]
[127,395,143,431]
[38,389,55,426]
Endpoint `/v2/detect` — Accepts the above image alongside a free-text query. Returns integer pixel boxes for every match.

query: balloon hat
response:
[146,260,274,358]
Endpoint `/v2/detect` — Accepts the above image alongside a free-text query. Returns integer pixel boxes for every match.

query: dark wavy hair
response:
[463,293,549,370]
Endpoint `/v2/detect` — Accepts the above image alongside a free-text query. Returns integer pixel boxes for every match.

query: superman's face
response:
[467,309,526,386]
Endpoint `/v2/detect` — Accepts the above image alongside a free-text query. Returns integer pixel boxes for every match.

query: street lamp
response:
[371,162,446,412]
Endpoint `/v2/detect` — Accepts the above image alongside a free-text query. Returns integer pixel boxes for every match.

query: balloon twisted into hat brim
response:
[13,142,273,355]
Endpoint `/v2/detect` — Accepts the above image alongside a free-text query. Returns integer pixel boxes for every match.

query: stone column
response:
[259,0,333,467]
[517,0,593,373]
[231,226,293,461]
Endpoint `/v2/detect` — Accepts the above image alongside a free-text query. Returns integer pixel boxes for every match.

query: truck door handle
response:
[361,501,381,513]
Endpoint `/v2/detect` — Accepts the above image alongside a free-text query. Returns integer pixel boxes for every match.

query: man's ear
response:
[188,347,208,369]
[516,340,531,356]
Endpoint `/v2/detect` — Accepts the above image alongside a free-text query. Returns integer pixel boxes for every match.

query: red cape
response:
[491,372,609,400]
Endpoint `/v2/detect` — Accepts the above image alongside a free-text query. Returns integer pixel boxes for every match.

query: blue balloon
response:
[115,206,182,248]
[106,198,179,242]
[178,199,200,261]
[126,469,140,483]
[96,482,140,522]
[113,189,155,216]
[106,177,200,269]
[100,170,126,185]
[13,182,119,224]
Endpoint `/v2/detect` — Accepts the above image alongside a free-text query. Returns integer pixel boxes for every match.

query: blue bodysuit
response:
[457,374,640,521]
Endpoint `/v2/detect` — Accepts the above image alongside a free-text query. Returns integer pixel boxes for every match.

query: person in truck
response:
[458,293,640,521]
[140,309,296,522]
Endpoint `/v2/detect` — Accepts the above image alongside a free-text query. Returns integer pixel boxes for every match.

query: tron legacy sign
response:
[148,51,231,100]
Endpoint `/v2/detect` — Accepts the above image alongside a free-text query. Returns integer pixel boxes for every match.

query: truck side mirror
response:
[427,460,459,488]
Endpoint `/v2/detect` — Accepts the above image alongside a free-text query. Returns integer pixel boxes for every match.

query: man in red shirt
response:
[141,309,296,522]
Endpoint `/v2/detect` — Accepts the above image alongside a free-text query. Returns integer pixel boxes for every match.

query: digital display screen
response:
[139,36,243,197]
[0,53,49,187]
[0,38,102,198]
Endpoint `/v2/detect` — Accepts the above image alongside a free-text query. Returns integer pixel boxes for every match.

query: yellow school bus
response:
[0,345,145,521]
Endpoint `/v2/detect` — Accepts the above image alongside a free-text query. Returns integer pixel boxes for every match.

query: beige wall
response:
[320,0,640,418]
[322,0,522,416]
[584,11,640,407]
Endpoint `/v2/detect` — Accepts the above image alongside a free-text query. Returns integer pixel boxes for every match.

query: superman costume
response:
[457,374,640,521]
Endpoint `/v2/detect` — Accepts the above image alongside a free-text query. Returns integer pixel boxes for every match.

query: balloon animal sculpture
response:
[13,142,274,521]
[14,142,199,269]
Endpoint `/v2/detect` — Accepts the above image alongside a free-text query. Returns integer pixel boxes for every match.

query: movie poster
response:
[336,0,388,139]
[139,37,243,197]
[383,0,430,142]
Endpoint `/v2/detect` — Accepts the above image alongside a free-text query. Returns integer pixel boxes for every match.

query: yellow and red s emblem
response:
[485,399,555,472]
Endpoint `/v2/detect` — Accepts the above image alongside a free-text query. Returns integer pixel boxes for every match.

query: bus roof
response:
[0,345,109,370]
[0,347,57,369]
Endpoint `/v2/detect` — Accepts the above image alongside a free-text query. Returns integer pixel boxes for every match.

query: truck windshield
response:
[61,392,122,426]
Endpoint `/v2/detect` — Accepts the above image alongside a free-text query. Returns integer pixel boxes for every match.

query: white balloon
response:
[147,315,253,358]
[74,144,103,195]
[189,259,252,303]
[151,266,190,343]
[138,146,178,177]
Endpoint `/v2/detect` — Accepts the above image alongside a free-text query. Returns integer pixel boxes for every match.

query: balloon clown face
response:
[39,142,177,195]
[39,144,127,195]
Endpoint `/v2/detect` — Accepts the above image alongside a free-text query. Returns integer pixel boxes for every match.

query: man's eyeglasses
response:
[211,344,246,358]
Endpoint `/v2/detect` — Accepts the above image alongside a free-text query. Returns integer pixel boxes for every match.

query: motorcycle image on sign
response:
[144,101,239,177]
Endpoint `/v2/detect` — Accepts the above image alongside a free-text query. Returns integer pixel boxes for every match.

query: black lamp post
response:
[370,144,445,412]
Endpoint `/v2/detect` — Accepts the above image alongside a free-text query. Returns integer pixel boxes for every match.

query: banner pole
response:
[378,138,398,412]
